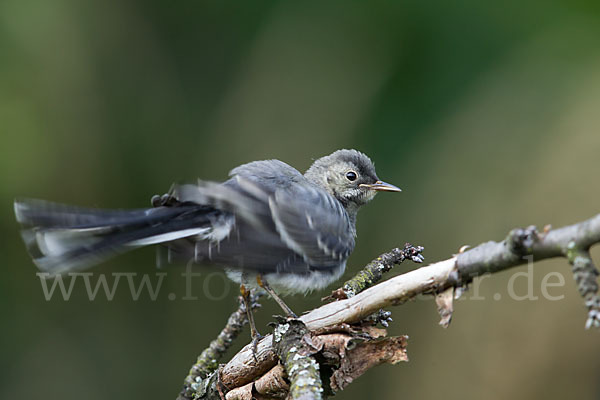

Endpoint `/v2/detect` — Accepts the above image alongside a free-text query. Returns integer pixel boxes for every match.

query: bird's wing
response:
[232,160,355,267]
[268,183,355,268]
[174,159,305,232]
[229,159,305,188]
[168,162,352,273]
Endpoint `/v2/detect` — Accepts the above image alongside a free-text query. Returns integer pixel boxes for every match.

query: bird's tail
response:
[14,198,219,275]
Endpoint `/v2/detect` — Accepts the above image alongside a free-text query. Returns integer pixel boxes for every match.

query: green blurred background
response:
[2,0,600,399]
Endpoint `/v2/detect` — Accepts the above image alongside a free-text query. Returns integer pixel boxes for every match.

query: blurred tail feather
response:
[14,199,218,275]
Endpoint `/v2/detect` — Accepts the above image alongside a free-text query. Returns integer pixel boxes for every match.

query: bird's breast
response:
[225,260,347,296]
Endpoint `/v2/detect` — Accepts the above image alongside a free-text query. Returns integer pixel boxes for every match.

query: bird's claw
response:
[251,333,265,362]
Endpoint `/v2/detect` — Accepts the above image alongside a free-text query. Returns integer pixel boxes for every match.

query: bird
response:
[14,149,401,344]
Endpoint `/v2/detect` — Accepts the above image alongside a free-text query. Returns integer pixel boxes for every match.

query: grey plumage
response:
[14,149,401,294]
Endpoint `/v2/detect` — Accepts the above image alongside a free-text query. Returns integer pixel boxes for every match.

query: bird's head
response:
[304,149,401,213]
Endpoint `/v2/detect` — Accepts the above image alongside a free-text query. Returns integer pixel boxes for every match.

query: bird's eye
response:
[345,171,358,181]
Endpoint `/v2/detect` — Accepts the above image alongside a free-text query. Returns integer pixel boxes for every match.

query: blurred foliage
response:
[2,1,600,399]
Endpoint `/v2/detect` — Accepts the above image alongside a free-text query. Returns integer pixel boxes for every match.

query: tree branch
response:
[183,212,600,399]
[273,319,324,399]
[177,293,261,400]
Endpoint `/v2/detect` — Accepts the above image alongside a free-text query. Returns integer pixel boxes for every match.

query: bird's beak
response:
[360,180,402,192]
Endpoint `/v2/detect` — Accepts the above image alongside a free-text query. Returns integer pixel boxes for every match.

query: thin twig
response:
[324,243,424,301]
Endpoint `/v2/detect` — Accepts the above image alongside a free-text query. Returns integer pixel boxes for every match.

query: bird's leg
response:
[240,284,263,359]
[256,275,298,319]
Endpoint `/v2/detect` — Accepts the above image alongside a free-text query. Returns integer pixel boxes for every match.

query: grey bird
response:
[14,149,401,340]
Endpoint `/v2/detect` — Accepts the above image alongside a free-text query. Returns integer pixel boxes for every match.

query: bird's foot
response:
[276,308,298,320]
[250,332,265,362]
[240,284,265,361]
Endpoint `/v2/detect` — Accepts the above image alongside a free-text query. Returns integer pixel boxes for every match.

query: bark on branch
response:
[180,212,600,399]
